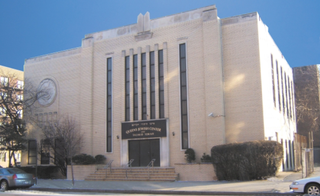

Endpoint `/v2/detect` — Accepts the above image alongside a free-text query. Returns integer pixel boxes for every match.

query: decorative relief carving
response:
[135,12,153,42]
[37,78,57,107]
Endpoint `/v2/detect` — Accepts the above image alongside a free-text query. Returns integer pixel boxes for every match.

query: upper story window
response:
[179,43,189,149]
[271,54,276,108]
[17,80,23,89]
[17,109,23,119]
[0,92,7,100]
[0,107,6,116]
[0,77,8,87]
[150,51,155,119]
[276,61,281,111]
[141,53,147,120]
[125,56,130,121]
[106,57,112,152]
[280,67,285,114]
[133,55,138,120]
[158,50,165,118]
[16,94,23,101]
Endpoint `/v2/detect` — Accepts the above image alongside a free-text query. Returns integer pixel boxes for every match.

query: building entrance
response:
[129,139,160,167]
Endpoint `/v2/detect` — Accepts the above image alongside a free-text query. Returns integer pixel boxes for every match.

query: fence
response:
[294,132,314,178]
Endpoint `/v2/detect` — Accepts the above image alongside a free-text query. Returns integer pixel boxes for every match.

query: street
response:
[0,190,208,196]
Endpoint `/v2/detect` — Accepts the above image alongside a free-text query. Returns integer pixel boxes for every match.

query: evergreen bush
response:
[19,166,64,179]
[72,154,96,165]
[185,148,195,163]
[95,155,106,164]
[211,140,283,181]
[200,153,212,163]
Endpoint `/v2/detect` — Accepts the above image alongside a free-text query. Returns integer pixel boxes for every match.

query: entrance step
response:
[85,167,179,182]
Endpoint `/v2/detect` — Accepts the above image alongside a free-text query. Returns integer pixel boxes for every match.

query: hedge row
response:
[211,140,283,181]
[19,166,64,179]
[72,154,106,165]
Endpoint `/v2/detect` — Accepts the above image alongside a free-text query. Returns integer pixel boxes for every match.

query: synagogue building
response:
[22,5,296,178]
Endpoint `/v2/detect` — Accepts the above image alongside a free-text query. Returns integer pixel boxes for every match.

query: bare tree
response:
[294,65,320,147]
[40,116,82,176]
[0,73,27,167]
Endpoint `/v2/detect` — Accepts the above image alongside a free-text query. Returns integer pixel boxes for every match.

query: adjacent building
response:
[293,65,320,164]
[22,5,296,174]
[0,65,24,168]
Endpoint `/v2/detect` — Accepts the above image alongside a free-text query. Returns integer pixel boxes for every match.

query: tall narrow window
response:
[133,55,138,120]
[125,56,130,121]
[281,67,285,114]
[150,51,155,119]
[28,140,37,164]
[288,76,292,118]
[41,139,50,164]
[291,81,294,119]
[271,55,276,108]
[106,57,112,152]
[180,44,188,149]
[276,61,281,111]
[158,50,164,118]
[284,73,289,118]
[141,53,147,120]
[54,138,64,166]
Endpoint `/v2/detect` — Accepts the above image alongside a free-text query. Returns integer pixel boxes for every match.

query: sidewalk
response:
[29,167,320,195]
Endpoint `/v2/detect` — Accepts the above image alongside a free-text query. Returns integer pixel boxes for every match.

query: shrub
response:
[72,154,96,165]
[211,140,283,181]
[19,166,65,179]
[200,153,212,163]
[95,155,106,164]
[185,148,195,163]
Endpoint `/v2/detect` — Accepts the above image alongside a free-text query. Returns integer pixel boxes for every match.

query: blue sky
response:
[0,0,319,71]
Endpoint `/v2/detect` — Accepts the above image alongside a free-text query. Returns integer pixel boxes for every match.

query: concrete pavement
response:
[28,167,320,195]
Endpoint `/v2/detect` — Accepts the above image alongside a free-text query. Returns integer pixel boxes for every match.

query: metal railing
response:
[126,159,134,178]
[147,159,156,180]
[103,160,113,177]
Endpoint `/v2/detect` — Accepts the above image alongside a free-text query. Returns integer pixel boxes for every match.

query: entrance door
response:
[129,139,160,167]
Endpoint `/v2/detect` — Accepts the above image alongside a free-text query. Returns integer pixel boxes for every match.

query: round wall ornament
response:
[37,78,57,106]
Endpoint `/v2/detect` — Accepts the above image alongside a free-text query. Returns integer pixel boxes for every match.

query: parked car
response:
[290,176,320,195]
[0,168,35,190]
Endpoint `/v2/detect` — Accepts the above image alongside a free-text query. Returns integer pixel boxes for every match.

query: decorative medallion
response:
[37,78,57,106]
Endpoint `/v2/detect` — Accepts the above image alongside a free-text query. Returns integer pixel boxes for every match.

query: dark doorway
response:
[129,139,160,167]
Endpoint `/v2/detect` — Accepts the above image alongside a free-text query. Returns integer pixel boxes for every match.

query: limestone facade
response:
[22,5,296,171]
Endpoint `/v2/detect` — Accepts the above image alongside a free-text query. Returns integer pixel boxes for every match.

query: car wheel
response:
[306,183,320,195]
[0,180,8,191]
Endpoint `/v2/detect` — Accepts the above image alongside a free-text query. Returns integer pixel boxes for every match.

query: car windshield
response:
[6,168,27,174]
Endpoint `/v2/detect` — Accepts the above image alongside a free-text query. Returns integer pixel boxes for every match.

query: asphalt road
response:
[0,189,302,196]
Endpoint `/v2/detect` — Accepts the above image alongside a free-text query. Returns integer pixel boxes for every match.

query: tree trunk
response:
[8,150,11,167]
[12,151,17,167]
[71,160,74,186]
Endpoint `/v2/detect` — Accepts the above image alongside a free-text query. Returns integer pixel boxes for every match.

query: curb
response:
[29,187,299,195]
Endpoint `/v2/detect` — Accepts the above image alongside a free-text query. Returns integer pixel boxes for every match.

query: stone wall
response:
[67,164,216,181]
[67,165,99,180]
[174,163,217,181]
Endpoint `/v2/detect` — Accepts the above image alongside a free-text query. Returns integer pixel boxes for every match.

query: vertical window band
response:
[141,53,147,120]
[106,57,112,152]
[280,67,285,114]
[28,140,37,164]
[158,50,164,118]
[276,61,281,111]
[133,55,138,120]
[179,44,188,149]
[284,73,289,118]
[150,51,156,119]
[271,55,276,108]
[125,56,130,121]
